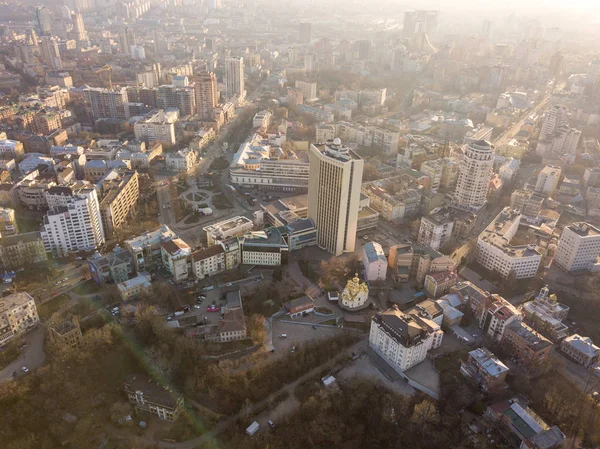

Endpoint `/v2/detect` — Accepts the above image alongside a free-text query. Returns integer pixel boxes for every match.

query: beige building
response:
[308,140,364,256]
[554,222,600,272]
[191,244,226,279]
[0,207,17,236]
[49,316,84,351]
[534,165,561,195]
[134,109,177,147]
[454,140,494,211]
[193,72,218,120]
[0,232,47,270]
[98,170,139,237]
[0,292,40,346]
[117,272,153,301]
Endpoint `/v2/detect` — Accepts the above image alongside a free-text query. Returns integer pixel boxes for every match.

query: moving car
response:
[21,366,29,373]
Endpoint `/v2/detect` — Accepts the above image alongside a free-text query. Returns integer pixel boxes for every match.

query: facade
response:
[193,72,218,120]
[134,109,177,146]
[424,271,457,298]
[560,334,599,367]
[369,307,443,373]
[0,292,40,346]
[124,374,184,421]
[240,228,287,266]
[161,238,191,282]
[88,246,134,284]
[534,165,561,195]
[204,216,253,246]
[454,140,494,211]
[192,245,226,279]
[476,208,542,279]
[98,170,139,237]
[362,241,388,281]
[339,274,370,311]
[225,57,245,100]
[0,207,17,236]
[539,105,569,141]
[308,140,364,256]
[41,187,105,257]
[0,140,25,160]
[465,286,523,342]
[502,321,552,367]
[295,80,317,101]
[124,225,177,272]
[165,149,195,172]
[554,222,600,272]
[117,272,153,301]
[460,347,509,393]
[510,189,545,217]
[0,232,47,270]
[48,316,83,351]
[316,124,336,142]
[361,184,404,221]
[418,213,454,251]
[521,287,569,342]
[83,88,129,121]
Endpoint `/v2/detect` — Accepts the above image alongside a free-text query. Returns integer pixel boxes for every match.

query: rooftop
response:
[312,140,362,163]
[0,292,35,314]
[506,321,552,351]
[479,207,541,258]
[468,347,509,377]
[124,374,183,408]
[566,222,600,237]
[563,334,600,357]
[125,225,177,251]
[363,241,386,264]
[372,307,429,348]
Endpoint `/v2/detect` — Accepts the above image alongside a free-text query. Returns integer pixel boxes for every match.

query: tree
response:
[246,314,267,345]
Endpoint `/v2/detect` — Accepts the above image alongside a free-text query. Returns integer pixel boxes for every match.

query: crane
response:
[94,64,113,90]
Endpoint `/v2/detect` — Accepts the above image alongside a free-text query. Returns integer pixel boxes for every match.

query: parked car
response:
[268,420,275,429]
[225,282,233,287]
[21,366,29,373]
[206,305,221,312]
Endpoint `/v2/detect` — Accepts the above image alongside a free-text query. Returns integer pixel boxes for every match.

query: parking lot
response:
[271,319,347,356]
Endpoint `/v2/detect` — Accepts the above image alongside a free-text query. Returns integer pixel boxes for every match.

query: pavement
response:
[0,325,46,383]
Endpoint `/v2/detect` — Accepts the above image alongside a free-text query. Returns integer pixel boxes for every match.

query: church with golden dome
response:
[339,273,370,311]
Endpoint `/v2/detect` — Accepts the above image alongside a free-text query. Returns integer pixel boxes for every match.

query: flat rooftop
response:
[566,222,600,237]
[203,216,253,234]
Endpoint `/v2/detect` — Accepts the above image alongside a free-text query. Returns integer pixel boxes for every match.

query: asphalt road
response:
[0,326,46,383]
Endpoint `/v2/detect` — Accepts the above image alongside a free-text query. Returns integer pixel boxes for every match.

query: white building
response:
[418,214,454,251]
[165,149,195,172]
[536,126,581,157]
[0,292,39,346]
[369,307,443,374]
[295,80,317,101]
[192,245,226,279]
[133,109,177,146]
[252,110,272,130]
[340,274,370,310]
[561,334,600,367]
[539,104,569,141]
[554,222,600,272]
[316,124,336,143]
[203,216,254,246]
[240,229,286,266]
[534,165,562,195]
[161,238,191,282]
[454,140,494,212]
[363,241,388,281]
[498,158,520,183]
[308,140,364,256]
[476,207,541,279]
[225,56,245,100]
[41,186,105,257]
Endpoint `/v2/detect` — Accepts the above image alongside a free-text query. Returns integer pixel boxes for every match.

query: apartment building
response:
[418,212,454,251]
[454,140,494,212]
[0,232,47,270]
[560,334,600,367]
[362,241,388,281]
[0,139,25,160]
[0,207,17,236]
[554,222,600,272]
[316,124,336,143]
[225,56,245,100]
[191,244,226,279]
[161,238,191,282]
[476,208,542,279]
[98,170,139,237]
[460,347,509,393]
[88,246,134,284]
[193,72,218,120]
[48,316,83,351]
[252,110,272,130]
[295,80,317,101]
[0,292,40,346]
[165,149,196,172]
[124,374,184,421]
[521,287,569,342]
[133,109,177,147]
[534,165,561,195]
[83,87,129,121]
[369,307,443,374]
[502,321,552,367]
[361,183,404,221]
[308,140,364,256]
[510,189,545,217]
[41,186,105,257]
[124,225,177,272]
[424,271,458,298]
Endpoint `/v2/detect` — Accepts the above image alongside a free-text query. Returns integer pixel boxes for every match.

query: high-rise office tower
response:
[120,27,136,54]
[453,140,494,211]
[71,11,88,41]
[298,22,312,44]
[539,104,569,141]
[39,36,63,70]
[35,6,52,36]
[193,72,218,120]
[308,139,364,256]
[224,56,245,100]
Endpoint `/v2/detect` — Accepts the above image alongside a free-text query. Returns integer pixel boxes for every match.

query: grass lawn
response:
[154,408,205,442]
[72,280,102,295]
[0,339,23,370]
[38,293,71,320]
[314,306,334,315]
